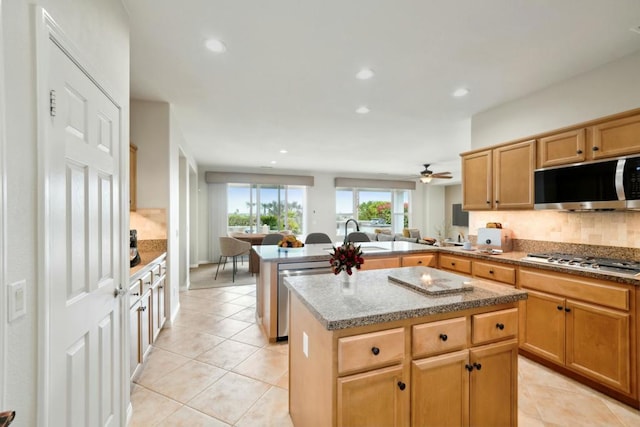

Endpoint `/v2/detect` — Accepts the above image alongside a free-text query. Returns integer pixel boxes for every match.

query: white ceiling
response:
[124,0,640,183]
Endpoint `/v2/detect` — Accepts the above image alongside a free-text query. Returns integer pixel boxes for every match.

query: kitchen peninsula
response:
[254,241,440,342]
[284,266,527,426]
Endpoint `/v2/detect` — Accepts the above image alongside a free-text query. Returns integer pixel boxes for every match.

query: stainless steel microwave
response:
[534,155,640,210]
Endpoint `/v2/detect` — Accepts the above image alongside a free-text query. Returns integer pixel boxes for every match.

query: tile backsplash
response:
[130,208,167,240]
[470,210,640,249]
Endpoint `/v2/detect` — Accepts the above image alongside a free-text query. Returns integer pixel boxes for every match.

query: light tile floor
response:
[131,279,640,426]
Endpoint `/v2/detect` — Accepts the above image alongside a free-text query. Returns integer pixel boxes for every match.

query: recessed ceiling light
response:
[356,68,375,80]
[280,149,288,154]
[452,88,469,97]
[205,38,227,53]
[356,106,370,114]
[270,160,277,164]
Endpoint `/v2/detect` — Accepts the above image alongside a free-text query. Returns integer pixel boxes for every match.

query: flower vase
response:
[341,269,357,295]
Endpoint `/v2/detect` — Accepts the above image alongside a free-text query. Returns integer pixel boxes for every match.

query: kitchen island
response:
[284,266,527,427]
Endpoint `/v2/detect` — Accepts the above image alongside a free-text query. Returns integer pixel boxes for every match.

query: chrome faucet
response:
[343,219,360,244]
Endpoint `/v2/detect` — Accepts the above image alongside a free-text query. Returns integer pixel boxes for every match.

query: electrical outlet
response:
[303,331,309,357]
[8,279,27,322]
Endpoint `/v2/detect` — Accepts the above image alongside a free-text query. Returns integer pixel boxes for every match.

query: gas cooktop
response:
[522,252,640,278]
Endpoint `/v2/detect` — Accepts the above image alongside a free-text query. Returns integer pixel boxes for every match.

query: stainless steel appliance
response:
[477,227,513,252]
[277,260,333,341]
[522,252,640,278]
[534,155,640,210]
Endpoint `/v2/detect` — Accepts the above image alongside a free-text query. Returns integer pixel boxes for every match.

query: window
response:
[336,187,410,237]
[227,184,306,234]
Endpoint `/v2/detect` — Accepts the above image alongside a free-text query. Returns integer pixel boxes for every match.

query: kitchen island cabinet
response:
[285,267,526,427]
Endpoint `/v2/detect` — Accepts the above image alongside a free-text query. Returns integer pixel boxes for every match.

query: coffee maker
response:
[130,229,141,267]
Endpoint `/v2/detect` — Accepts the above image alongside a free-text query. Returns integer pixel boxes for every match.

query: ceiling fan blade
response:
[431,175,453,179]
[431,172,452,178]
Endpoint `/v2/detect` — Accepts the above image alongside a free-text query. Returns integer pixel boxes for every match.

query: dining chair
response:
[305,232,333,244]
[346,232,371,242]
[215,236,251,282]
[261,233,285,245]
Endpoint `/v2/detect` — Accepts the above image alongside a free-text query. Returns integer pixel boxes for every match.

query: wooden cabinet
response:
[472,260,516,286]
[537,128,587,167]
[360,256,401,271]
[439,254,472,275]
[462,140,535,210]
[519,267,634,396]
[129,299,141,378]
[150,261,166,341]
[129,143,137,211]
[591,113,640,160]
[401,254,437,267]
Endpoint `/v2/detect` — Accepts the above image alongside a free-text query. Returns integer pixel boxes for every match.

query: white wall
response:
[472,51,640,149]
[2,0,129,422]
[469,51,640,246]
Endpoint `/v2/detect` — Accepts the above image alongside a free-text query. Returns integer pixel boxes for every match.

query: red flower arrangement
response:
[329,242,364,275]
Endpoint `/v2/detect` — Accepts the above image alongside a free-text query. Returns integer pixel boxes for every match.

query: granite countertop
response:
[253,241,437,263]
[130,251,166,282]
[284,266,527,331]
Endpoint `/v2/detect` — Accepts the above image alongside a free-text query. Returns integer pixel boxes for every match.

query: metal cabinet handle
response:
[565,307,571,313]
[465,364,474,372]
[557,305,563,311]
[592,146,599,151]
[473,362,482,370]
[496,323,505,330]
[371,347,380,356]
[439,333,448,342]
[577,149,583,154]
[397,381,406,391]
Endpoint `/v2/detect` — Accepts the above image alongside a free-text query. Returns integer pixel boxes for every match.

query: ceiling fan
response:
[419,164,453,183]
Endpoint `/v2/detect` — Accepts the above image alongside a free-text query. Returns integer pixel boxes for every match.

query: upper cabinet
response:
[537,129,586,168]
[130,143,137,211]
[591,113,640,160]
[462,140,535,211]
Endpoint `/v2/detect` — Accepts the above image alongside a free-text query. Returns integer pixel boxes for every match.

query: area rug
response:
[189,262,257,289]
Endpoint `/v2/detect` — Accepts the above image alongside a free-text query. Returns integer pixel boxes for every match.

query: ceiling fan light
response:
[420,176,432,183]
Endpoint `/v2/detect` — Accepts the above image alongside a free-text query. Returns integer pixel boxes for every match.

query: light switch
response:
[8,279,27,322]
[303,331,309,358]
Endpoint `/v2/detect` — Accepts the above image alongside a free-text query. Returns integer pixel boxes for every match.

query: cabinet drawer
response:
[472,308,518,345]
[439,255,472,274]
[412,317,467,358]
[338,328,405,375]
[360,257,401,271]
[519,268,630,311]
[472,261,516,285]
[140,271,153,294]
[151,263,162,279]
[129,279,142,302]
[401,254,437,267]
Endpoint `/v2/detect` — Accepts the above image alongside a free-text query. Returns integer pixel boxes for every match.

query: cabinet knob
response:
[465,364,474,372]
[439,333,448,342]
[397,381,406,391]
[565,307,571,313]
[592,146,599,151]
[577,149,583,154]
[371,347,380,356]
[486,200,490,204]
[473,362,482,370]
[451,262,456,266]
[489,270,494,274]
[417,260,422,264]
[496,323,505,330]
[557,305,563,311]
[131,292,139,297]
[495,200,499,204]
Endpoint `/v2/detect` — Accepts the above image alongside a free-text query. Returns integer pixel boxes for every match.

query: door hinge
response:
[49,89,56,117]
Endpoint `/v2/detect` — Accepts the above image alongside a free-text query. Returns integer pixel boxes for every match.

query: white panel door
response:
[46,38,121,427]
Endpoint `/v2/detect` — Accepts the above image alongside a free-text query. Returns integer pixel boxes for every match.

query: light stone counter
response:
[284,266,527,331]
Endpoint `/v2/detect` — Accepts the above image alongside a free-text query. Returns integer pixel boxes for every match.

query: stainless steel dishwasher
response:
[277,260,332,341]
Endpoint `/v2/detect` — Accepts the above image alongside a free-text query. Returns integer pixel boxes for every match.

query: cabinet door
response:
[469,340,518,427]
[493,140,535,209]
[157,276,166,331]
[411,350,469,427]
[591,113,640,159]
[139,291,151,358]
[520,289,565,364]
[537,128,586,167]
[337,365,408,427]
[129,301,141,378]
[565,300,631,394]
[462,150,492,210]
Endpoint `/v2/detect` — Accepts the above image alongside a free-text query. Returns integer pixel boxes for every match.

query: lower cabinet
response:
[519,267,634,396]
[130,290,151,379]
[360,257,401,271]
[337,365,408,427]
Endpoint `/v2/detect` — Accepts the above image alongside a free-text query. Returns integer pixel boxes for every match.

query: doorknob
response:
[113,287,126,298]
